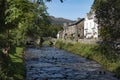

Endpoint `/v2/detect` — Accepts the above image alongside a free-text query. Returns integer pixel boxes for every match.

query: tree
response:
[93,0,120,56]
[47,25,63,38]
[0,0,37,55]
[0,0,64,79]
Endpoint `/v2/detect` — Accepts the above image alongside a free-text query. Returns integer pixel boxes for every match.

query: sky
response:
[45,0,94,20]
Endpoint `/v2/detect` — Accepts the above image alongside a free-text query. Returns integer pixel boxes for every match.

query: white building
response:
[84,10,98,39]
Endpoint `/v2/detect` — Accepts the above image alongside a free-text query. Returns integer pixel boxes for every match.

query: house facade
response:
[57,30,63,39]
[57,18,84,41]
[84,10,98,39]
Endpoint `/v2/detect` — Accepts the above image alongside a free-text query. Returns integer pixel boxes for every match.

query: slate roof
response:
[68,18,84,26]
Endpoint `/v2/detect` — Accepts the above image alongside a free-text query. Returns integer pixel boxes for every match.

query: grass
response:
[0,47,26,80]
[9,47,26,80]
[55,40,120,78]
[43,40,53,46]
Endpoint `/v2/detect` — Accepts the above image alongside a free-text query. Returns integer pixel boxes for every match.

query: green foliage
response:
[47,25,63,38]
[114,67,120,78]
[55,40,94,58]
[0,0,37,49]
[0,34,6,48]
[0,0,63,79]
[0,0,63,47]
[54,40,66,49]
[0,0,6,32]
[0,0,52,47]
[43,40,53,46]
[92,1,120,77]
[93,0,120,55]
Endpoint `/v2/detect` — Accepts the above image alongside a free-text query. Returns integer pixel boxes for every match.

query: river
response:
[24,46,118,80]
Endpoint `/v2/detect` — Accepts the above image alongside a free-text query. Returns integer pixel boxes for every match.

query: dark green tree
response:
[47,25,63,38]
[0,0,37,55]
[93,0,120,56]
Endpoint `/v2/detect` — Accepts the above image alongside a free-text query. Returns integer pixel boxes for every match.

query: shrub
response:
[114,67,120,78]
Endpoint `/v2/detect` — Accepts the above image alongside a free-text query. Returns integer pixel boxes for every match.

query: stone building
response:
[76,18,84,39]
[57,18,84,41]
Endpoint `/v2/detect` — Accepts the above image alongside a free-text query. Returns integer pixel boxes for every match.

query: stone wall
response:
[60,39,98,44]
[78,39,98,44]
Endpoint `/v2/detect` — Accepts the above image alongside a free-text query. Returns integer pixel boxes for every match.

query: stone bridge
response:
[42,37,57,43]
[26,37,57,47]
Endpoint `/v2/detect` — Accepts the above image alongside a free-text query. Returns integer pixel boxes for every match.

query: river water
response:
[24,46,118,80]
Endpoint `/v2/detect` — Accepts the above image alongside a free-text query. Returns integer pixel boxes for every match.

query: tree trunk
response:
[2,30,10,56]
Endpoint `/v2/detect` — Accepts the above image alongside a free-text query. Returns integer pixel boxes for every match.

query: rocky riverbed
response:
[24,46,118,80]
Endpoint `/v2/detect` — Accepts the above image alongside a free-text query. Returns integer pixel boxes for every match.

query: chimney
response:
[68,23,72,25]
[77,18,81,21]
[63,23,68,30]
[63,23,68,27]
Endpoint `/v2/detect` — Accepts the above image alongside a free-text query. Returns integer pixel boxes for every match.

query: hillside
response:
[49,16,74,26]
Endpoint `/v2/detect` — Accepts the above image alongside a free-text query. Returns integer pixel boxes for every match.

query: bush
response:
[114,67,120,78]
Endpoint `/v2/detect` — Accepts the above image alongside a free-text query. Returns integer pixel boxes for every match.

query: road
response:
[24,46,118,80]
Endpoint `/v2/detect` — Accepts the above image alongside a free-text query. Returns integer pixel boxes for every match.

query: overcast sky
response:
[45,0,94,20]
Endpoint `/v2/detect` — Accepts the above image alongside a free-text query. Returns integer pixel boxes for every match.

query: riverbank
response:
[54,40,120,78]
[0,47,25,80]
